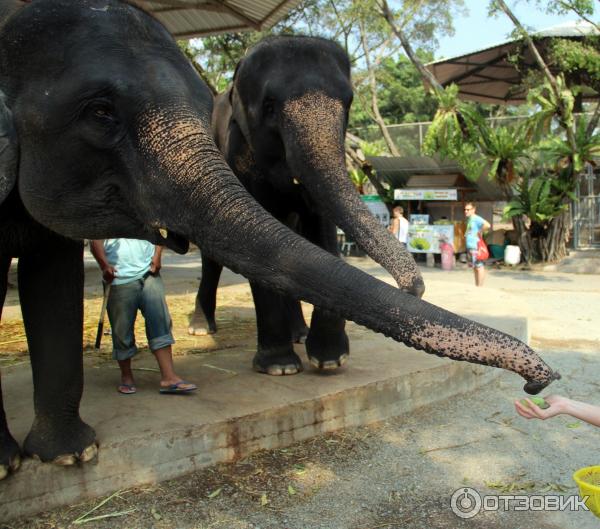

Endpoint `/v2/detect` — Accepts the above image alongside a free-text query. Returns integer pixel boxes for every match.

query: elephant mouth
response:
[155,228,189,254]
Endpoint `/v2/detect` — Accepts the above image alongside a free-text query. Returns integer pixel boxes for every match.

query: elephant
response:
[188,36,425,375]
[0,0,559,481]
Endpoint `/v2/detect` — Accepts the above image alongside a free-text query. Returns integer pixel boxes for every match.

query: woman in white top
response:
[388,206,409,245]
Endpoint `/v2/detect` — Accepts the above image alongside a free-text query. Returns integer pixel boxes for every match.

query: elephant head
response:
[228,36,424,297]
[0,0,558,394]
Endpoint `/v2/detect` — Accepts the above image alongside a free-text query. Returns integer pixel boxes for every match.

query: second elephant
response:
[188,36,424,375]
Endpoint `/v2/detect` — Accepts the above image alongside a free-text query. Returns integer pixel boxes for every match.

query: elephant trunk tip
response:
[405,278,425,299]
[523,370,562,395]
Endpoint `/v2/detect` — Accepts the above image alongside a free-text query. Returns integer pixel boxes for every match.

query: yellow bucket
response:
[573,466,600,517]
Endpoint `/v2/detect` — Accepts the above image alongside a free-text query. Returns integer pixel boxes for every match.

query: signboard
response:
[409,214,429,225]
[407,225,454,254]
[361,195,389,227]
[394,188,458,201]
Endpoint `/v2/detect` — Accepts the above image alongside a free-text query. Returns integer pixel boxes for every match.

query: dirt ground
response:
[1,249,600,529]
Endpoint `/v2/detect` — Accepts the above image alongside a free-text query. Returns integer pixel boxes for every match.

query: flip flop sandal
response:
[118,383,137,394]
[159,381,197,394]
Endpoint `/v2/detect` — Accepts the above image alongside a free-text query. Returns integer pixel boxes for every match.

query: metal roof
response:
[426,20,599,104]
[133,0,304,38]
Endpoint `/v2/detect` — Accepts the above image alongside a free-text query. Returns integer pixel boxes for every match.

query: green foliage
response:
[503,173,570,225]
[422,84,466,158]
[358,140,386,157]
[423,85,532,182]
[532,0,596,17]
[527,74,575,134]
[549,38,600,94]
[348,168,369,193]
[537,115,600,172]
[350,53,438,129]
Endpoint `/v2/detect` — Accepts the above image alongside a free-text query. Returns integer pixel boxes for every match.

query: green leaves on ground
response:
[207,487,222,499]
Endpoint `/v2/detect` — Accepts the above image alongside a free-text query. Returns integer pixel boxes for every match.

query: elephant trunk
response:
[136,105,559,394]
[281,91,424,297]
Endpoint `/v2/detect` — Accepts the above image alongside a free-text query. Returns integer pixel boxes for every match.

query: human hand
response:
[514,394,568,420]
[101,265,116,283]
[150,257,161,275]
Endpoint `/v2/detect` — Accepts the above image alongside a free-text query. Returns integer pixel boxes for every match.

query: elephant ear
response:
[0,90,18,204]
[230,85,251,143]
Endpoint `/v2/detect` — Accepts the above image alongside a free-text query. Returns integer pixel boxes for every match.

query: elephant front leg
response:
[0,256,21,479]
[288,298,309,344]
[18,238,97,464]
[0,374,21,480]
[189,254,222,335]
[250,283,303,375]
[303,216,350,370]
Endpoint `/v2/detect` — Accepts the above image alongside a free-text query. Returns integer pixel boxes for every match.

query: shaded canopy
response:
[133,0,303,38]
[426,20,599,104]
[367,156,506,201]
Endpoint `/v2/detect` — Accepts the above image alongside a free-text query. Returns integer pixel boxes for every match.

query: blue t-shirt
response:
[465,214,485,250]
[103,239,155,285]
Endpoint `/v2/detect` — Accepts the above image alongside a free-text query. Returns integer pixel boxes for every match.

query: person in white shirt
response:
[388,206,409,246]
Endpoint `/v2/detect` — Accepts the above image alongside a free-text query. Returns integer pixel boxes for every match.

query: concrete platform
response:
[0,312,527,521]
[541,249,600,274]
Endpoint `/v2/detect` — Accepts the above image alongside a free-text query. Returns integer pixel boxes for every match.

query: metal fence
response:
[351,113,594,156]
[573,164,600,249]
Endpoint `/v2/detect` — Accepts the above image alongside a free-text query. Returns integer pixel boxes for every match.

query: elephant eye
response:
[86,101,116,122]
[262,97,275,116]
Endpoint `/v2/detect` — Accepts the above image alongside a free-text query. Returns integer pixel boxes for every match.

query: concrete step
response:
[0,313,528,521]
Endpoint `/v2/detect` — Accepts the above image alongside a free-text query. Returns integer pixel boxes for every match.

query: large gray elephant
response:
[189,36,424,375]
[0,0,559,481]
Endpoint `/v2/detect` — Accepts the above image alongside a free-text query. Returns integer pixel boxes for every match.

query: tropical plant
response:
[503,173,570,225]
[348,168,370,194]
[536,114,600,172]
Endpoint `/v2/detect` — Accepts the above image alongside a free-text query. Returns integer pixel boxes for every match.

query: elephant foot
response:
[188,312,217,336]
[292,325,309,344]
[305,331,350,372]
[24,417,97,465]
[0,434,21,480]
[253,350,303,376]
[309,353,349,370]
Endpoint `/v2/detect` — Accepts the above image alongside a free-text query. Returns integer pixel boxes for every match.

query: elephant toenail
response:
[80,444,98,463]
[53,454,77,466]
[0,466,8,481]
[10,454,21,471]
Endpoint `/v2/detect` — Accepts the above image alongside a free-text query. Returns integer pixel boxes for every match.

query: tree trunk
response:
[358,20,400,157]
[539,207,571,262]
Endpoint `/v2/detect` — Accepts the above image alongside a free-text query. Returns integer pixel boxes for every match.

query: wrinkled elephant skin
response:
[0,0,559,481]
[190,37,424,374]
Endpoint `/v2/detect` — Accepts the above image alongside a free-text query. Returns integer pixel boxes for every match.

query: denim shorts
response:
[106,273,175,361]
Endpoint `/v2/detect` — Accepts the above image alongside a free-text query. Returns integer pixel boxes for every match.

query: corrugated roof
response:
[133,0,304,38]
[367,156,506,201]
[426,20,599,104]
[428,20,598,68]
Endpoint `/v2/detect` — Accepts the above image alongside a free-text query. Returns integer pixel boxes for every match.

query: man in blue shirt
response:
[464,203,491,287]
[90,239,196,395]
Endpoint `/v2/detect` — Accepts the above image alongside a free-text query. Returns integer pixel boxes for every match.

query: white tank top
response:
[397,217,409,243]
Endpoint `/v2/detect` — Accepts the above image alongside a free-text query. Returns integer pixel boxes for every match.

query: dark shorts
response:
[106,273,174,361]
